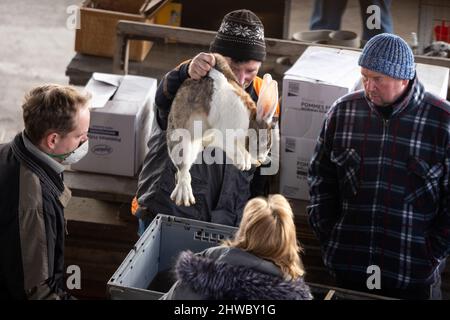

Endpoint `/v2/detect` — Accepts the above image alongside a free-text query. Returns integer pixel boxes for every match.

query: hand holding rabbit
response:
[188,53,216,80]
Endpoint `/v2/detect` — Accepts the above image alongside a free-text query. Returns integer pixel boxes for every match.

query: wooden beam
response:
[113,21,450,75]
[113,22,216,74]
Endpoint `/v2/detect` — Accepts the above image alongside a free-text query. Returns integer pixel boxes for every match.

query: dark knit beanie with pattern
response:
[210,9,266,62]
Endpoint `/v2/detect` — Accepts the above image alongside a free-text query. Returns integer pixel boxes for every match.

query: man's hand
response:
[188,53,216,80]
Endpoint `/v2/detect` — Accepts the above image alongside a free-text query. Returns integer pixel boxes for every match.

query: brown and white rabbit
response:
[167,53,278,207]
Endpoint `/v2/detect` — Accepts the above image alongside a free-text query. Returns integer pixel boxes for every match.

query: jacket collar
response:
[11,133,65,199]
[175,250,313,300]
[22,131,65,174]
[204,246,283,277]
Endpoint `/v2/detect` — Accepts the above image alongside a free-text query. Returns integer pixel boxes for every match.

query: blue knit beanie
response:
[358,33,415,80]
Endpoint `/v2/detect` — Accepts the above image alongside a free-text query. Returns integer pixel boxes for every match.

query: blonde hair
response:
[223,194,305,279]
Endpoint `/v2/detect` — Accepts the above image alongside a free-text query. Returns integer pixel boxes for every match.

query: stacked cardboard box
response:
[279,46,362,200]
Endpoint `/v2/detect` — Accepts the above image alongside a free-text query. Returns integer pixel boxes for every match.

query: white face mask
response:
[48,140,89,165]
[61,140,89,165]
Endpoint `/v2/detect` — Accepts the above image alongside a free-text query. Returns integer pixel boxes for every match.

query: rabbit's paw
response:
[243,150,252,171]
[170,179,196,207]
[235,149,252,171]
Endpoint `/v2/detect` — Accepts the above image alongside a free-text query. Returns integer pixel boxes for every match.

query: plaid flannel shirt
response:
[308,77,450,289]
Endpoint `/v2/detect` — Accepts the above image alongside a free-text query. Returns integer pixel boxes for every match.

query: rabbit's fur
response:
[167,53,278,206]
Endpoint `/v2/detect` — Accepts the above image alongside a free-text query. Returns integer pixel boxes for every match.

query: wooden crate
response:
[75,0,165,61]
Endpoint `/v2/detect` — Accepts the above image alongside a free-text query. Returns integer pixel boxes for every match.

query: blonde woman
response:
[161,194,313,300]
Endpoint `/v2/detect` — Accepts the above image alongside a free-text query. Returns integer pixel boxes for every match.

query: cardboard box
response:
[75,0,168,61]
[416,63,449,99]
[281,46,361,140]
[279,47,361,201]
[154,1,182,27]
[72,73,157,177]
[107,214,237,299]
[279,136,317,201]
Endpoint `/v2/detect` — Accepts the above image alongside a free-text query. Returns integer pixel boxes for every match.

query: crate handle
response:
[194,230,226,243]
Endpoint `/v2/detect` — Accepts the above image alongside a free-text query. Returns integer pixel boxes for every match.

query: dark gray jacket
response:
[135,61,271,226]
[161,247,313,300]
[0,133,72,299]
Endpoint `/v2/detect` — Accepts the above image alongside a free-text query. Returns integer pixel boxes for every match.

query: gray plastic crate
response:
[107,214,394,300]
[107,214,237,300]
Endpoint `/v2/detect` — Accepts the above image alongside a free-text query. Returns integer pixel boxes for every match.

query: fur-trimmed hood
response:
[171,249,313,300]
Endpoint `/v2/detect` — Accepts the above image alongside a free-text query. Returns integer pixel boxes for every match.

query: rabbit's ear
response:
[257,74,278,124]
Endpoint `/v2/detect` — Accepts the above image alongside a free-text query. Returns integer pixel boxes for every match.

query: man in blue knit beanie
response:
[308,33,450,299]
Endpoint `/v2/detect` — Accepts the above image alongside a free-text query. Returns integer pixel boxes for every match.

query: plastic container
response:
[107,214,237,299]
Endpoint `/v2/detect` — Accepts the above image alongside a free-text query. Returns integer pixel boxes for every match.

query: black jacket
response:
[0,133,71,299]
[135,61,271,226]
[161,247,313,300]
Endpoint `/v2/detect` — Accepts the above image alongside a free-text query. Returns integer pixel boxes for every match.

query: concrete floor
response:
[0,0,421,144]
[0,0,76,143]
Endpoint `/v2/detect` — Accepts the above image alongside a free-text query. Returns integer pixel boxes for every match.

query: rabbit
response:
[166,53,278,207]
